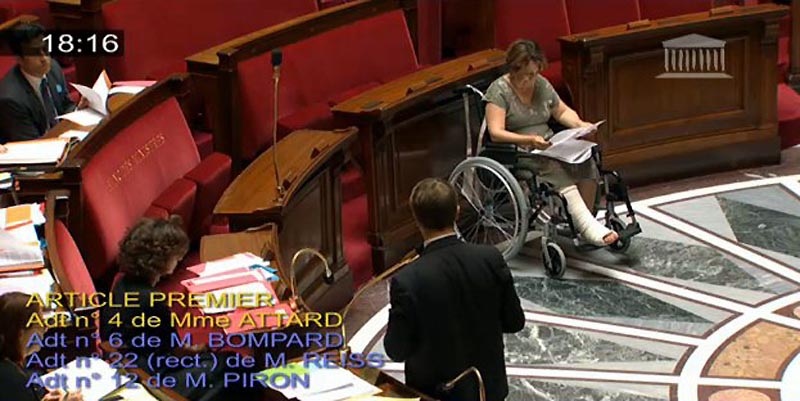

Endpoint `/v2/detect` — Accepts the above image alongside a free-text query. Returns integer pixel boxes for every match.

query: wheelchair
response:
[448,85,641,278]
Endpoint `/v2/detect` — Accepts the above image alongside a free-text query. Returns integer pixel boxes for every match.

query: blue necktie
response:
[40,78,58,129]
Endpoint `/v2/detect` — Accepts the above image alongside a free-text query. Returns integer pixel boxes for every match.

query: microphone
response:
[437,367,486,401]
[271,49,283,73]
[271,48,285,203]
[287,248,334,311]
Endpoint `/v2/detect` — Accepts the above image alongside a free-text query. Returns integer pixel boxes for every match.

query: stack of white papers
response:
[41,358,131,401]
[531,120,604,164]
[0,228,43,270]
[259,363,381,401]
[0,138,69,165]
[58,71,111,126]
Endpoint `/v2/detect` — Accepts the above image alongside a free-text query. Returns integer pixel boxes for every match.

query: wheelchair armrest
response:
[479,142,519,166]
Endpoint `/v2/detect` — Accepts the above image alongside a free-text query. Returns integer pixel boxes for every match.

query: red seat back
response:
[638,0,712,20]
[0,56,16,77]
[565,0,641,33]
[236,9,418,158]
[102,0,317,79]
[81,98,200,281]
[54,220,95,296]
[494,0,571,61]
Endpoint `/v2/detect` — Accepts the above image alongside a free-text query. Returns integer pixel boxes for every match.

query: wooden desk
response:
[332,49,505,272]
[213,128,357,312]
[559,4,787,185]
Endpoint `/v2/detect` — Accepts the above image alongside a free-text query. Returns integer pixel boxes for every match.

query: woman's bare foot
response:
[603,231,619,245]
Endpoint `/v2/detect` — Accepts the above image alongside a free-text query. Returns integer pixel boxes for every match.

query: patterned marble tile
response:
[512,276,713,334]
[717,186,800,218]
[508,379,669,401]
[593,216,797,297]
[504,322,682,371]
[718,196,800,259]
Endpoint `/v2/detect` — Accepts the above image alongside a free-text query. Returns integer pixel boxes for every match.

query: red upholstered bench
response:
[236,9,418,158]
[80,96,232,287]
[493,0,717,99]
[101,0,318,81]
[233,10,417,288]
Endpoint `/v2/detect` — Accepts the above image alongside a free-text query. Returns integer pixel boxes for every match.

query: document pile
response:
[181,253,293,333]
[0,138,70,165]
[58,71,154,126]
[41,357,132,401]
[258,362,380,401]
[530,120,605,164]
[0,203,45,275]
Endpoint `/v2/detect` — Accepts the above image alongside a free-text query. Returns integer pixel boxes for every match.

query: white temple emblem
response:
[657,34,732,79]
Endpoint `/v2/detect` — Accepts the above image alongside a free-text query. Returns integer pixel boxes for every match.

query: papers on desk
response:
[104,382,159,401]
[186,252,265,276]
[0,138,70,165]
[58,129,90,141]
[41,357,131,401]
[530,120,604,164]
[58,72,154,126]
[0,203,45,229]
[259,363,380,401]
[58,70,111,126]
[347,397,420,401]
[183,253,280,315]
[109,80,155,96]
[58,108,104,126]
[0,228,43,273]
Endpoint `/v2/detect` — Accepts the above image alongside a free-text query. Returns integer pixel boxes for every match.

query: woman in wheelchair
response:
[484,39,618,247]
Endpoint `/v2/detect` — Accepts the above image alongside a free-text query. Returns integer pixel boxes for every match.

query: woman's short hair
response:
[410,178,458,231]
[118,216,189,282]
[0,292,41,363]
[506,39,548,73]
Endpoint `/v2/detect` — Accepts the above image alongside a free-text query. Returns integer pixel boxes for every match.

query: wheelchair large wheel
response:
[449,157,528,260]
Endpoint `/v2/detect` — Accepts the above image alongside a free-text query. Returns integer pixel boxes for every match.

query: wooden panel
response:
[213,129,355,311]
[608,37,749,150]
[333,50,504,271]
[560,4,786,185]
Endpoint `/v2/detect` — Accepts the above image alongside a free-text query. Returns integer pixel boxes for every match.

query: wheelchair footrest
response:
[619,222,642,240]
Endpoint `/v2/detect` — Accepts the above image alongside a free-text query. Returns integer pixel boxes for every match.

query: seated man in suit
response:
[0,22,75,143]
[384,178,525,401]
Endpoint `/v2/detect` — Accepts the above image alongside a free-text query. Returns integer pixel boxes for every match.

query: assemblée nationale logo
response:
[657,33,733,79]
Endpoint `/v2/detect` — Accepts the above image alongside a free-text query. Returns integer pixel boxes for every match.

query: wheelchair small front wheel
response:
[542,240,566,279]
[606,217,630,253]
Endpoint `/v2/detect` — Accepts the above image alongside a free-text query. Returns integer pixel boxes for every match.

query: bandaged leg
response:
[560,185,614,246]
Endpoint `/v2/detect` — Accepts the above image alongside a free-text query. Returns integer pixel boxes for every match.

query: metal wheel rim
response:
[450,157,527,260]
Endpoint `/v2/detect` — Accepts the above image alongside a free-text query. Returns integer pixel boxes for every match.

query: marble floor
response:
[345,148,800,401]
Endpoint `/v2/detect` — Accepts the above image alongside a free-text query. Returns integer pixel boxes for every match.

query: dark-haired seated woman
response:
[0,292,83,401]
[101,216,257,401]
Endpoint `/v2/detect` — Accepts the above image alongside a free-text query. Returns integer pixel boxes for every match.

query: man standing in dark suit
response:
[384,178,525,401]
[0,22,75,143]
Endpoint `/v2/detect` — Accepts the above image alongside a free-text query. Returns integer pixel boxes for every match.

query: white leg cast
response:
[560,185,613,246]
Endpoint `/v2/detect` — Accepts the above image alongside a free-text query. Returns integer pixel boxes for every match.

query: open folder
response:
[57,72,154,126]
[0,137,70,165]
